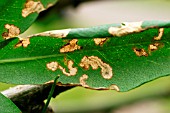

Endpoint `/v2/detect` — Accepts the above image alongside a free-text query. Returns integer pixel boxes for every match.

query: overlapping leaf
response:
[0,21,170,91]
[0,93,21,113]
[0,0,57,42]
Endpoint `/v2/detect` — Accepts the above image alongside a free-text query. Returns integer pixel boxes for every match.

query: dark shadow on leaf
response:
[0,38,15,49]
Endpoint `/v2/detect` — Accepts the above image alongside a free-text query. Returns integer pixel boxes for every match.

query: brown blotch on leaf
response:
[15,38,30,48]
[108,21,144,37]
[60,39,81,53]
[22,0,45,17]
[80,74,89,87]
[94,38,107,46]
[79,56,113,79]
[133,48,148,57]
[148,42,164,53]
[149,43,158,52]
[2,24,20,39]
[154,28,164,40]
[46,60,77,76]
[46,62,59,72]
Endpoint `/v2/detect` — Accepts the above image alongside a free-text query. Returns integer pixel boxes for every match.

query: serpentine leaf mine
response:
[154,28,164,40]
[79,74,89,87]
[46,60,77,76]
[79,56,113,79]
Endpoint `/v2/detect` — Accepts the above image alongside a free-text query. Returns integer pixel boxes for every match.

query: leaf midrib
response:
[0,39,168,64]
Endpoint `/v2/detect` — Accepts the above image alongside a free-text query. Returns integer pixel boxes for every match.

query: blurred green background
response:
[1,0,170,113]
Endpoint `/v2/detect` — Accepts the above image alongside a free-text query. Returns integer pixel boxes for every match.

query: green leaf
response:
[0,21,170,91]
[0,0,58,42]
[0,93,21,113]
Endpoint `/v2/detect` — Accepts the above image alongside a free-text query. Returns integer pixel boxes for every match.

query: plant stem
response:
[42,76,59,113]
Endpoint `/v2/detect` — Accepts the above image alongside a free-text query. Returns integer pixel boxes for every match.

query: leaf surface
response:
[0,0,57,42]
[0,21,170,91]
[0,93,21,113]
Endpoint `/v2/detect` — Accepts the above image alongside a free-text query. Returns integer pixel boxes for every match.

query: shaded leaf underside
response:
[0,21,170,91]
